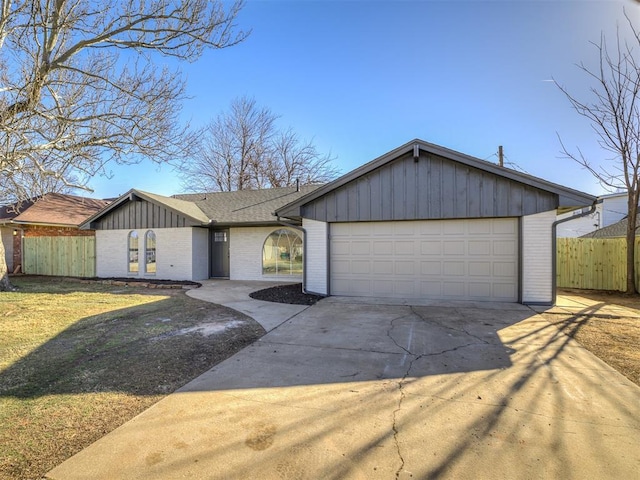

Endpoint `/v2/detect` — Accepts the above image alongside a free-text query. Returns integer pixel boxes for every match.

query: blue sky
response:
[88,0,639,199]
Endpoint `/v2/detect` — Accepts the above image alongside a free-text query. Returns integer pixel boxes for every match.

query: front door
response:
[210,229,230,278]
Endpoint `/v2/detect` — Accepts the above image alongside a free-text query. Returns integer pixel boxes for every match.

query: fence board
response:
[23,236,95,277]
[556,237,640,291]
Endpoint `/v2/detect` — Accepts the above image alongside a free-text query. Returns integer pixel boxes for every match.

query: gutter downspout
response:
[551,200,600,305]
[276,216,316,295]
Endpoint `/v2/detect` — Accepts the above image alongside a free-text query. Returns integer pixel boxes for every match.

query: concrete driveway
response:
[48,288,640,479]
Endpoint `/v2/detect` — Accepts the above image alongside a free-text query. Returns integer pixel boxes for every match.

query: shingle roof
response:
[174,185,322,225]
[581,215,638,238]
[134,190,210,224]
[0,193,109,226]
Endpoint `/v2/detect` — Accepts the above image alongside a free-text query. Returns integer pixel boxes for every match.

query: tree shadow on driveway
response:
[56,300,640,480]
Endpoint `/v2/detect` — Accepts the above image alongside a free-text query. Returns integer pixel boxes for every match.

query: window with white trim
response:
[262,229,303,275]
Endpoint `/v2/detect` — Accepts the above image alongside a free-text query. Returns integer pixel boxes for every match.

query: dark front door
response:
[210,229,230,278]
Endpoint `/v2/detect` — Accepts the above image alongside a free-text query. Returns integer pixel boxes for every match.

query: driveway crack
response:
[410,306,490,345]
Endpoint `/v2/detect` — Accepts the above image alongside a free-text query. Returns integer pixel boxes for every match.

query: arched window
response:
[145,230,156,274]
[262,229,303,276]
[128,231,139,273]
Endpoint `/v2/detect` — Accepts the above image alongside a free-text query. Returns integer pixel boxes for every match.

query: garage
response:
[330,218,518,301]
[275,139,597,304]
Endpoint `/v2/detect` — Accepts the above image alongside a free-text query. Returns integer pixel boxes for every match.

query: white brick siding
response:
[230,226,303,282]
[303,219,328,295]
[96,227,208,281]
[521,210,556,304]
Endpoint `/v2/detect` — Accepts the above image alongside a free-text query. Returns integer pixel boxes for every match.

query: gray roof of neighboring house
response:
[174,185,322,225]
[580,215,638,238]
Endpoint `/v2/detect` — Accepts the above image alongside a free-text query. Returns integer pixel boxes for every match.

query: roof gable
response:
[82,189,210,230]
[276,139,597,221]
[83,185,323,229]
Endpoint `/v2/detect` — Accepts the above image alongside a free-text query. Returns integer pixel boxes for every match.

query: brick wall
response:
[22,225,95,237]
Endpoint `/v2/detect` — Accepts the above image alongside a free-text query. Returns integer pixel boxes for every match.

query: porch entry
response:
[210,229,229,278]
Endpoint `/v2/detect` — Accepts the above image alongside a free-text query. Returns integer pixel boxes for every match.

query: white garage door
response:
[330,218,518,302]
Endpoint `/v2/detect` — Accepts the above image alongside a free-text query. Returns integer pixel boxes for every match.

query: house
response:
[81,186,320,282]
[82,139,596,304]
[0,193,109,274]
[556,192,628,237]
[580,214,639,239]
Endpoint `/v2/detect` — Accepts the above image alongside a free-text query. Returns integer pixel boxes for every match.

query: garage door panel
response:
[351,241,371,255]
[421,281,443,297]
[469,261,492,276]
[373,260,393,274]
[373,241,393,255]
[395,261,415,275]
[330,219,518,302]
[421,241,442,255]
[493,241,516,256]
[444,241,465,255]
[421,261,442,275]
[372,279,393,294]
[393,281,416,296]
[468,240,491,255]
[394,241,415,255]
[443,281,466,297]
[468,282,492,297]
[351,260,370,274]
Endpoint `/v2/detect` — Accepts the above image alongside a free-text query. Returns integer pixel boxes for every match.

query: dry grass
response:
[544,289,640,387]
[0,277,264,480]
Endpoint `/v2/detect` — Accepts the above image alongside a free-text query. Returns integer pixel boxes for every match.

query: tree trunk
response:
[0,235,12,291]
[626,192,638,294]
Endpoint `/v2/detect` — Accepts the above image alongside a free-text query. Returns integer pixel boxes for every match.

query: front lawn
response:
[0,277,264,480]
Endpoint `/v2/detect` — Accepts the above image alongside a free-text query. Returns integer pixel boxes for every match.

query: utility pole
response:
[498,145,504,167]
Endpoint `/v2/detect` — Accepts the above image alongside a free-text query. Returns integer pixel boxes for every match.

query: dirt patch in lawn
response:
[0,276,264,480]
[249,283,324,305]
[542,288,640,387]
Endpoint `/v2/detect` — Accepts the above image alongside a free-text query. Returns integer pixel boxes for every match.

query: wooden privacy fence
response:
[22,236,96,277]
[556,237,640,291]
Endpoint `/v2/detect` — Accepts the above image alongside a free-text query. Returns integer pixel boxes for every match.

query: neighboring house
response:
[580,214,640,239]
[0,193,109,273]
[83,139,595,305]
[556,192,628,237]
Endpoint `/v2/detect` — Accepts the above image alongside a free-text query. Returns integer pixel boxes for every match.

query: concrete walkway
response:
[185,280,310,332]
[48,285,640,480]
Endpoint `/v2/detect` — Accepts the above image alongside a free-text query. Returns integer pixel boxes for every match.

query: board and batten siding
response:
[93,198,197,230]
[303,219,328,295]
[300,152,557,223]
[229,226,303,281]
[96,227,208,280]
[521,210,556,304]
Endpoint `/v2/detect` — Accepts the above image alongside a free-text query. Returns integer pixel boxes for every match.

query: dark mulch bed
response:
[249,283,324,305]
[91,277,201,286]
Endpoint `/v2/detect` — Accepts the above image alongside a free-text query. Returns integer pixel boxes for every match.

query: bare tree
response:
[268,128,339,187]
[556,11,640,294]
[0,0,248,290]
[180,96,338,192]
